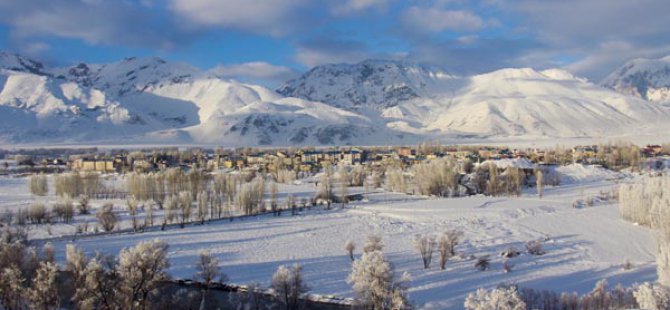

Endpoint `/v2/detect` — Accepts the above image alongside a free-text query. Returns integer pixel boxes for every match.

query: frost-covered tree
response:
[415,234,435,269]
[75,257,121,310]
[0,265,24,310]
[464,287,526,310]
[195,251,226,310]
[385,168,407,194]
[66,244,88,291]
[28,261,60,310]
[96,203,118,232]
[363,235,384,253]
[347,250,411,310]
[634,282,670,310]
[271,264,310,310]
[195,251,224,285]
[42,242,55,263]
[345,240,356,261]
[117,240,170,310]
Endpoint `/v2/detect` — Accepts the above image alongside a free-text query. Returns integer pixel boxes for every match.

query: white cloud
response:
[0,0,190,49]
[210,62,300,87]
[169,0,309,36]
[331,0,390,15]
[401,7,487,32]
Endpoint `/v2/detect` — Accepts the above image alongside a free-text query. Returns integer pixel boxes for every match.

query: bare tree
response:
[78,195,90,215]
[438,230,463,270]
[415,234,435,269]
[96,204,118,232]
[345,240,356,261]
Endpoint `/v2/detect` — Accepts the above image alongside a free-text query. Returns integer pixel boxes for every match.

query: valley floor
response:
[0,170,659,309]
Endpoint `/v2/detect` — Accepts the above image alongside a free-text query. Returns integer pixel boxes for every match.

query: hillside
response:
[601,55,670,104]
[1,52,669,145]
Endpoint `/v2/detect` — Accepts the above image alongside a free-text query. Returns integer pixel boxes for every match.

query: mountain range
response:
[1,51,669,146]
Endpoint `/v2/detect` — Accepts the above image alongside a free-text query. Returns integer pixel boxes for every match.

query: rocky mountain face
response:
[601,56,670,104]
[277,59,454,111]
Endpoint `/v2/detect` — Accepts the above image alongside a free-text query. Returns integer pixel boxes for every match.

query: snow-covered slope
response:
[601,56,670,104]
[1,51,669,145]
[0,52,409,145]
[277,59,455,111]
[284,61,670,138]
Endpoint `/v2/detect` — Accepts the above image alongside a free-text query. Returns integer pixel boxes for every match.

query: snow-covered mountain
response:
[283,61,670,138]
[0,52,406,146]
[1,51,668,146]
[277,59,454,111]
[601,56,670,104]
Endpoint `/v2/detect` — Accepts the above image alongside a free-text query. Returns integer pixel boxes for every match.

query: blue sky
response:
[1,0,669,87]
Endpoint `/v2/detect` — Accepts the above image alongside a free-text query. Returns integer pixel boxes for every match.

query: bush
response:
[53,199,74,223]
[96,204,118,232]
[525,240,545,255]
[28,203,47,224]
[475,256,490,271]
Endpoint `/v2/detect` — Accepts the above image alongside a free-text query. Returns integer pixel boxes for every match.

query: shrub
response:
[96,204,118,232]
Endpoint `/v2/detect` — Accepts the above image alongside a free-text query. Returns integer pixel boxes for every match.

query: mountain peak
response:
[277,59,452,111]
[601,55,670,103]
[0,50,49,76]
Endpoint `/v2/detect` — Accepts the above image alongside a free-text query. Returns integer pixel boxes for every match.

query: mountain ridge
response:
[1,51,668,146]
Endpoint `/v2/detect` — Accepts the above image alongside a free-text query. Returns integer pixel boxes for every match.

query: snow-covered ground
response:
[0,166,660,309]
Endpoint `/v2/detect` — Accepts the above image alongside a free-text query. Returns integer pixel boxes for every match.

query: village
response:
[1,143,667,176]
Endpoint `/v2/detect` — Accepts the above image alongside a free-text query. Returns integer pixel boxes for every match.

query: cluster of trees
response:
[54,172,103,198]
[619,175,670,286]
[413,230,463,270]
[382,157,534,198]
[465,279,670,310]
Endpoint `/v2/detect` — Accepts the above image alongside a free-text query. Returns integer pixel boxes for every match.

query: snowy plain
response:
[0,166,660,309]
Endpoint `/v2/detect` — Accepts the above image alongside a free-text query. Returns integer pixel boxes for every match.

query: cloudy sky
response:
[1,0,669,87]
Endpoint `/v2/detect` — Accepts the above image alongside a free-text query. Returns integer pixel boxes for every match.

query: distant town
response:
[1,143,667,175]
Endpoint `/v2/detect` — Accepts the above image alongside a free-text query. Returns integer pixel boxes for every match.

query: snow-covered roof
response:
[480,157,535,169]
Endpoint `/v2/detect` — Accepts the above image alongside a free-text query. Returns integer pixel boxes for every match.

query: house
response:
[72,158,115,173]
[397,147,415,157]
[572,145,598,161]
[643,145,663,157]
